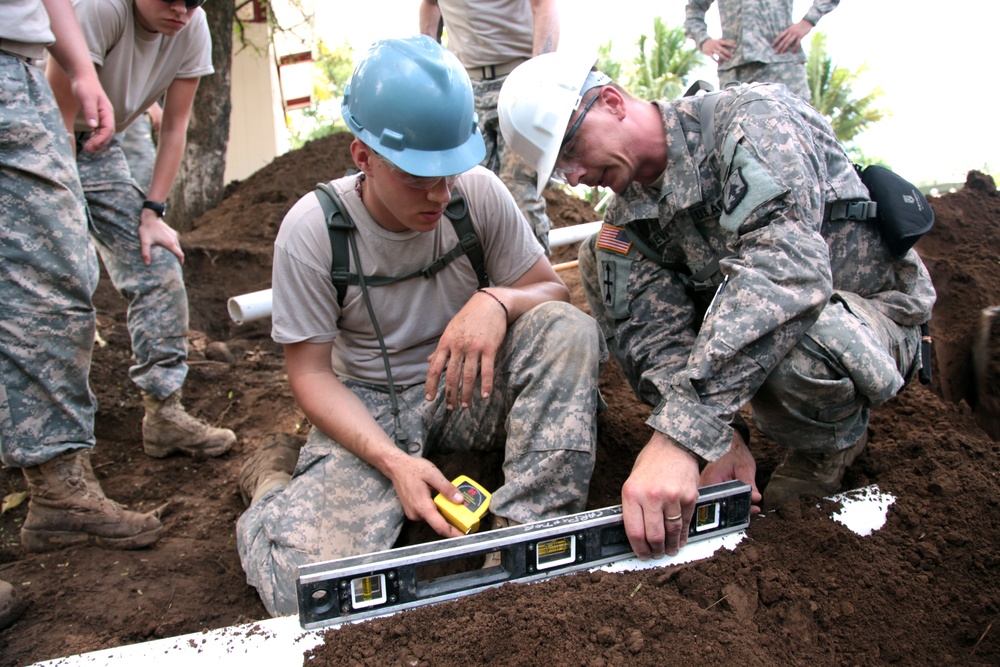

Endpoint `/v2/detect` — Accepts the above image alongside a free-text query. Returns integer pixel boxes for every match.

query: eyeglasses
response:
[161,0,206,9]
[551,91,601,184]
[374,154,460,191]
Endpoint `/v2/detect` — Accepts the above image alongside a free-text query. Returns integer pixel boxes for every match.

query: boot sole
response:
[21,526,163,553]
[143,437,235,460]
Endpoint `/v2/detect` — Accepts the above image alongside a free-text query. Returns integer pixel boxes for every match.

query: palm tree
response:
[631,17,705,102]
[807,32,886,147]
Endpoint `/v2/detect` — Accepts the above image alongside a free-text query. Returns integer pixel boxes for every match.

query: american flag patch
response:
[595,224,632,254]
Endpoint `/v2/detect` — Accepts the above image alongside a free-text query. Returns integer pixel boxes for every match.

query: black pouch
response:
[857,164,935,258]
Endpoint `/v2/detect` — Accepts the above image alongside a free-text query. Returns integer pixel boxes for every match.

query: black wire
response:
[346,229,407,448]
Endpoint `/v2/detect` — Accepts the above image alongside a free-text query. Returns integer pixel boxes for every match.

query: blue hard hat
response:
[342,35,485,177]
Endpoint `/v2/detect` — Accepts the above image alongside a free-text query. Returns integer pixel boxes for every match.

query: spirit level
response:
[296,480,752,629]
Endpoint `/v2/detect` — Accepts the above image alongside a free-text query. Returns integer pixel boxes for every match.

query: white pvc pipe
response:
[227,289,274,326]
[226,220,604,325]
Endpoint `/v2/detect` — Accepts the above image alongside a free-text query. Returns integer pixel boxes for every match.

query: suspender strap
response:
[316,183,489,307]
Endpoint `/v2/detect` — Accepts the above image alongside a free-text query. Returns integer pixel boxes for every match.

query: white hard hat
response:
[498,52,610,195]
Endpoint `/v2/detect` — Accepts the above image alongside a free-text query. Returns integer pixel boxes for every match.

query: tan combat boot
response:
[142,390,236,459]
[482,515,520,569]
[20,449,162,553]
[761,432,869,512]
[0,579,28,630]
[237,433,304,506]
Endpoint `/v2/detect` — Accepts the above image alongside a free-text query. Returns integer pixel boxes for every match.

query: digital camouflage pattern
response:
[237,302,603,617]
[718,60,809,100]
[75,134,190,400]
[118,113,156,192]
[684,0,840,98]
[0,55,98,468]
[579,82,935,465]
[474,77,552,254]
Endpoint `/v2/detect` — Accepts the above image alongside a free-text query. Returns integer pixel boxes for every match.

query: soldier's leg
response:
[78,140,234,457]
[753,62,810,100]
[0,56,98,468]
[474,77,552,252]
[438,302,604,523]
[77,140,190,398]
[236,382,433,617]
[753,295,922,506]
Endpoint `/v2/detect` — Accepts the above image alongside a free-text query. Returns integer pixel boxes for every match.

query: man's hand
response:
[700,38,736,64]
[699,430,762,513]
[384,453,465,539]
[72,71,115,153]
[772,20,813,54]
[425,289,508,410]
[621,431,701,559]
[138,209,184,265]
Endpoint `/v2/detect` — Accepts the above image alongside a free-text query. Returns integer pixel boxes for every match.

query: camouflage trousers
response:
[75,134,190,400]
[579,234,921,456]
[719,61,810,100]
[474,77,552,254]
[237,301,603,617]
[0,54,98,468]
[117,113,155,192]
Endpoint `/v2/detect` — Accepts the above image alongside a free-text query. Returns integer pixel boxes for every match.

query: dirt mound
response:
[1,133,998,666]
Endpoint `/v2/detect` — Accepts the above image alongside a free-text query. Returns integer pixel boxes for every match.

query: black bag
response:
[856,164,934,258]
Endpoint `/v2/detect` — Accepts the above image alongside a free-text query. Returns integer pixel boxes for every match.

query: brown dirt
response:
[1,132,998,667]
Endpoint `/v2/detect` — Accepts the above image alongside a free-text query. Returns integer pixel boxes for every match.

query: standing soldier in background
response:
[47,0,236,461]
[684,0,840,100]
[418,0,559,254]
[1,0,164,628]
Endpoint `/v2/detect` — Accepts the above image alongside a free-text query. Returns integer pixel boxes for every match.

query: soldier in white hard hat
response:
[498,53,934,559]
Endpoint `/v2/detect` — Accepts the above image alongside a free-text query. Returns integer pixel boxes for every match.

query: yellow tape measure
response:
[434,475,492,534]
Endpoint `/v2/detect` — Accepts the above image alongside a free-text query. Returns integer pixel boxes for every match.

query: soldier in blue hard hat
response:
[235,35,604,617]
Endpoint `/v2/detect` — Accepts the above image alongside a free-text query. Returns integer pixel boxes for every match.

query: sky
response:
[316,0,998,185]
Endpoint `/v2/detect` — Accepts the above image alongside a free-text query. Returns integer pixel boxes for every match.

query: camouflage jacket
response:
[604,82,936,462]
[684,0,840,68]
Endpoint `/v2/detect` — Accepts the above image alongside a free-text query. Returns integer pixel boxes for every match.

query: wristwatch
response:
[142,200,167,218]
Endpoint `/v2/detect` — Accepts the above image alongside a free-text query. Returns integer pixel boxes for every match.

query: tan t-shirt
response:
[435,0,534,68]
[271,165,544,385]
[72,0,213,132]
[0,0,54,45]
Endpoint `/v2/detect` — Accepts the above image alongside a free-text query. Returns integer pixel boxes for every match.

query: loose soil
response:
[1,132,997,667]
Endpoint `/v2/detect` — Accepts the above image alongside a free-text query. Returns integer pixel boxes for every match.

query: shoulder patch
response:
[722,168,748,214]
[595,224,632,255]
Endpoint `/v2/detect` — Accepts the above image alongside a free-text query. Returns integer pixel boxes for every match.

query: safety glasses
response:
[161,0,206,9]
[374,154,459,191]
[551,90,601,184]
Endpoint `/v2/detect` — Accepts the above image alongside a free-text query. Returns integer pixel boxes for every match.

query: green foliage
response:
[288,39,354,150]
[312,39,353,101]
[807,33,886,149]
[630,17,705,102]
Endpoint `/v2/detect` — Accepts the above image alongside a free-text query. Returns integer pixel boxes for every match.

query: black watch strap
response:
[142,200,167,217]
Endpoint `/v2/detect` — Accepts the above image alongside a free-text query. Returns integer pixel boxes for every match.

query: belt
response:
[0,39,47,62]
[465,58,528,81]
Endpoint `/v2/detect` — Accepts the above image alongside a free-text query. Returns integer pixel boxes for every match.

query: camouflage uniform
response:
[117,112,155,192]
[474,77,552,254]
[236,301,602,616]
[0,53,99,468]
[75,134,190,400]
[684,0,841,99]
[579,82,935,465]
